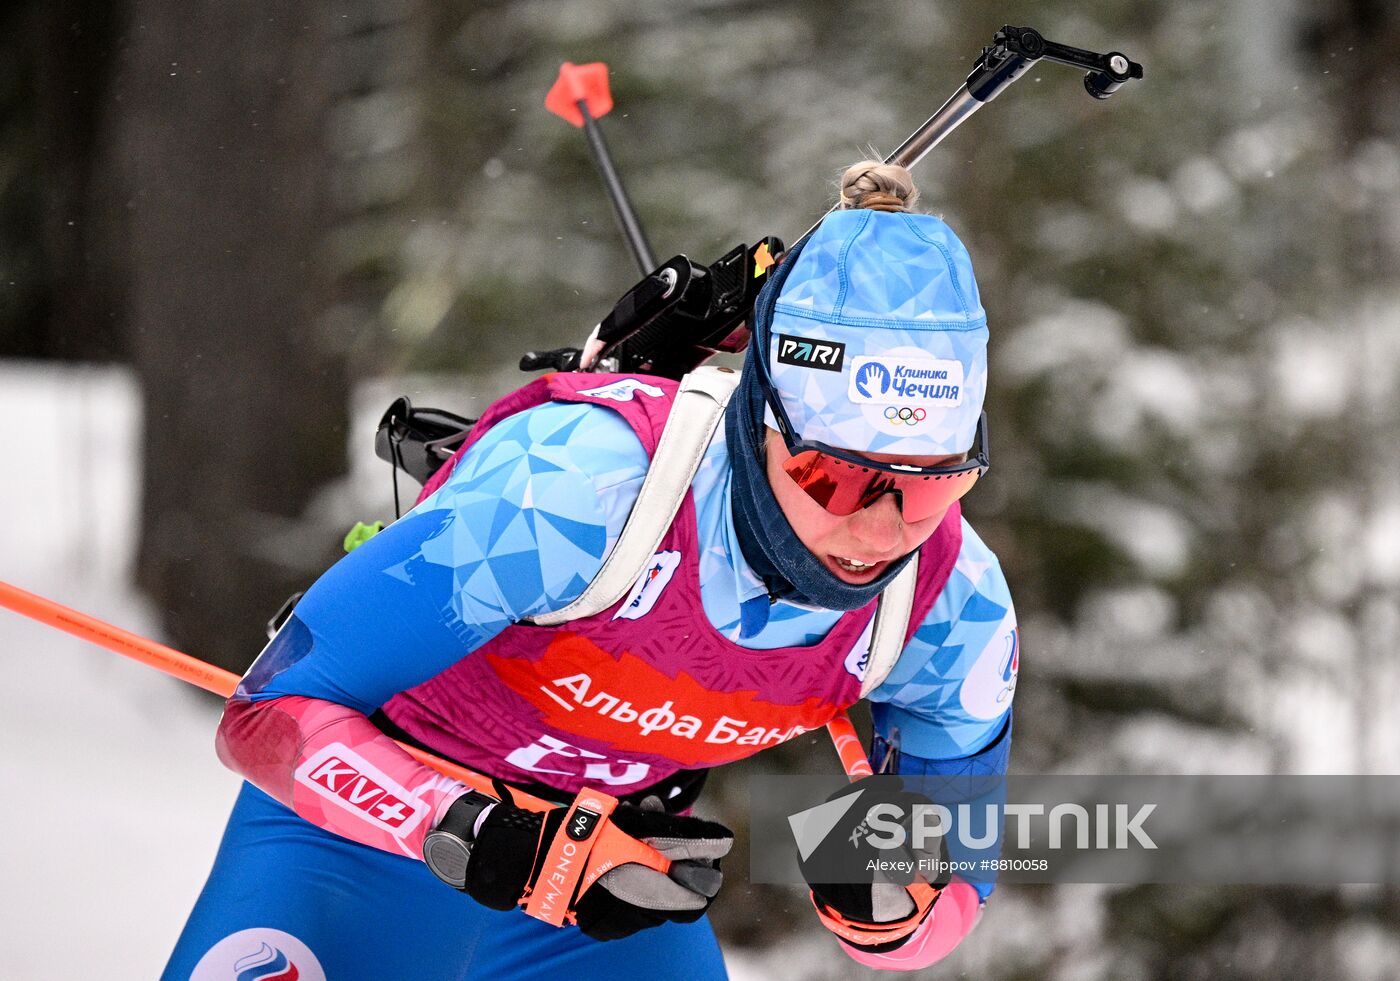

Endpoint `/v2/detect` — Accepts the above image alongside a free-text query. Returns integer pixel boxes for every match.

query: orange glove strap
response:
[521,789,676,926]
[811,879,942,948]
[522,789,618,924]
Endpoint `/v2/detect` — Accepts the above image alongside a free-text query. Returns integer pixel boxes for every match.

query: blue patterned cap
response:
[762,208,988,456]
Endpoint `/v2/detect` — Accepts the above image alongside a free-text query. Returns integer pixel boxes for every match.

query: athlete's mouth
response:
[828,555,885,580]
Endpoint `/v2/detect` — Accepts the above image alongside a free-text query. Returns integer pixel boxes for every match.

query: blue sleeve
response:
[236,401,650,713]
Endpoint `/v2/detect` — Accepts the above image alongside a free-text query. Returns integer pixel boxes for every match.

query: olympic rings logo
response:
[883,406,927,425]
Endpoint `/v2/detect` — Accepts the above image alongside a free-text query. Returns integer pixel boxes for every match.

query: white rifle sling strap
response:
[527,366,741,626]
[859,554,918,697]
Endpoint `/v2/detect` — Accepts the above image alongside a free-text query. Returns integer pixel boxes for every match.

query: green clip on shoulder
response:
[343,521,385,553]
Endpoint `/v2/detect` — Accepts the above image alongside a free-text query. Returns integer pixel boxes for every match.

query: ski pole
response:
[545,61,657,276]
[825,712,875,780]
[0,577,548,807]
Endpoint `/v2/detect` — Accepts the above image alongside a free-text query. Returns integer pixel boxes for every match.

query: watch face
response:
[424,832,472,889]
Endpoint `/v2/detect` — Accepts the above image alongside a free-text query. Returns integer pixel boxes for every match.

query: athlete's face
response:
[763,428,963,585]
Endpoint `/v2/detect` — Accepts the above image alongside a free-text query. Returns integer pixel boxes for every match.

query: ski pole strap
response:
[810,879,942,949]
[523,788,619,925]
[521,788,673,926]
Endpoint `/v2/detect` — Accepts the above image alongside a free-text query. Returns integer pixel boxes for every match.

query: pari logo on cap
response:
[777,333,846,372]
[849,356,964,407]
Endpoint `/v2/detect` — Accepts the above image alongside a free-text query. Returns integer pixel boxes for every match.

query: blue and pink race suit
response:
[163,373,1017,980]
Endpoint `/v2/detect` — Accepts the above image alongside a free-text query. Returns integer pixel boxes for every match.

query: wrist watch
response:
[422,790,497,889]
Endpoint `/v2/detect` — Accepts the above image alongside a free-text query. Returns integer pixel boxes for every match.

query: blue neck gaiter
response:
[725,238,916,612]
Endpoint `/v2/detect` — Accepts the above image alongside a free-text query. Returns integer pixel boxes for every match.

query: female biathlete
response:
[163,162,1018,980]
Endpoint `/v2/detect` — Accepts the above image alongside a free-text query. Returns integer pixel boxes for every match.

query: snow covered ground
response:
[0,362,244,979]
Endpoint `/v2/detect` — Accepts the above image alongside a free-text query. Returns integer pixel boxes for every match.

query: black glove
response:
[463,789,734,941]
[797,776,947,952]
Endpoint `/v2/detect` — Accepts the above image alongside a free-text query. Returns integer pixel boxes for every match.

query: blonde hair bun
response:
[838,159,919,212]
